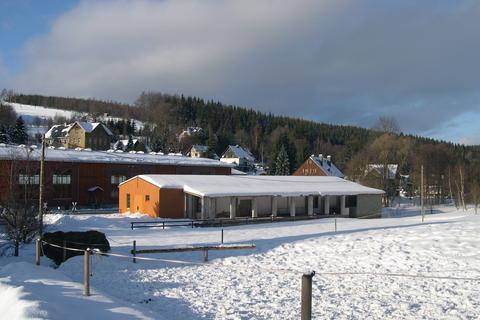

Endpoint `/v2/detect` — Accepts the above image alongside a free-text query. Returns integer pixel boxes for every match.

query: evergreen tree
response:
[12,116,28,144]
[274,145,290,175]
[126,135,134,151]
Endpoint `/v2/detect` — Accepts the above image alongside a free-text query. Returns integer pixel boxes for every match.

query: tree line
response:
[5,91,480,210]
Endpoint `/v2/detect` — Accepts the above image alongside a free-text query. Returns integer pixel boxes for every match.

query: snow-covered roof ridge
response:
[222,145,255,162]
[127,175,384,197]
[75,121,113,136]
[309,154,344,178]
[0,145,232,168]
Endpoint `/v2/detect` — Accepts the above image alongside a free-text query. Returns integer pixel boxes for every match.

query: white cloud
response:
[10,0,480,140]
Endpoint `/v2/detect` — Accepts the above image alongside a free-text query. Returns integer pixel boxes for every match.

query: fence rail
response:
[130,214,341,230]
[131,242,256,262]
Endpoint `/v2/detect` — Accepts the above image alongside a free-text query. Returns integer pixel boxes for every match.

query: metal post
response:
[38,134,46,237]
[35,239,41,265]
[221,229,224,244]
[301,271,315,320]
[203,249,208,262]
[83,248,91,296]
[63,240,67,262]
[133,240,136,263]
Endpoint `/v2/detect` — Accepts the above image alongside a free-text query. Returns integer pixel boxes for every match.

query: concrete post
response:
[252,198,258,218]
[324,196,330,215]
[307,196,314,216]
[229,197,236,219]
[340,195,347,216]
[271,197,278,217]
[200,197,206,219]
[289,197,296,217]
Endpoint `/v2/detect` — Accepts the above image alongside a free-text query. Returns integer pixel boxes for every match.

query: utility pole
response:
[421,165,424,223]
[38,134,46,237]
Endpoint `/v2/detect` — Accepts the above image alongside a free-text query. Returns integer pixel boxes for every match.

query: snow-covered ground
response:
[1,205,479,319]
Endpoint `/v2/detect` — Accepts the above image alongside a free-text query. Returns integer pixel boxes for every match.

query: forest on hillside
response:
[4,91,480,209]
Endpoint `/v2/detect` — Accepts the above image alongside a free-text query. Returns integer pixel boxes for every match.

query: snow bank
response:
[0,261,157,320]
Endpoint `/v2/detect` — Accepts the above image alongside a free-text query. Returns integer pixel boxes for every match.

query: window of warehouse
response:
[53,174,71,185]
[111,175,127,184]
[18,174,40,185]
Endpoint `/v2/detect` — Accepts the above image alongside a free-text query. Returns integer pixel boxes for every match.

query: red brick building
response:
[0,144,231,209]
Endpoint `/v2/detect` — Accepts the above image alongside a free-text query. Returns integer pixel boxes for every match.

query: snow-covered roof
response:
[45,121,113,139]
[366,164,398,180]
[126,175,384,197]
[75,122,113,136]
[0,144,232,168]
[310,155,344,178]
[222,145,255,162]
[44,124,71,139]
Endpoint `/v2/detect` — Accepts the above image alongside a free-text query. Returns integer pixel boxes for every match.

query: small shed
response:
[119,175,384,219]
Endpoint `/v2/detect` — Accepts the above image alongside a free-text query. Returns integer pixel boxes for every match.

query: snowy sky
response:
[1,0,480,145]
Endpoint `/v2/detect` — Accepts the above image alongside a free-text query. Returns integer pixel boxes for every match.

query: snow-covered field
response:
[4,102,146,134]
[1,205,479,319]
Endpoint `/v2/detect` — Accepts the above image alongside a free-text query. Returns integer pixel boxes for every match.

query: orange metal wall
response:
[119,177,185,218]
[293,158,327,176]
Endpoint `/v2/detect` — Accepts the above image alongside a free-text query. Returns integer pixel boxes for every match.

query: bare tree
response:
[372,116,401,134]
[0,147,40,256]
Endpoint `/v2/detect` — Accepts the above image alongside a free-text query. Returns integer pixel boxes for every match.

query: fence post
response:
[192,221,194,228]
[63,240,67,262]
[163,221,165,229]
[301,271,315,320]
[131,222,133,230]
[133,240,136,263]
[221,229,224,244]
[83,248,91,296]
[35,239,41,266]
[203,249,208,262]
[334,218,337,232]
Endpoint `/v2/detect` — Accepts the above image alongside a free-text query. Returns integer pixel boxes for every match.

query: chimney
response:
[318,154,323,162]
[327,155,332,166]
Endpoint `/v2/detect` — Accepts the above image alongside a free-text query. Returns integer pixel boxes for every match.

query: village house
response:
[220,145,256,172]
[294,154,344,178]
[119,175,384,219]
[45,121,114,151]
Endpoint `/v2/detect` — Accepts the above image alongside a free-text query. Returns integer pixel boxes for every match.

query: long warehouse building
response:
[119,175,384,219]
[0,144,232,209]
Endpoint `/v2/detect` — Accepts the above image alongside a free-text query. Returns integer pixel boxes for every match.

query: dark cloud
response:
[9,0,480,142]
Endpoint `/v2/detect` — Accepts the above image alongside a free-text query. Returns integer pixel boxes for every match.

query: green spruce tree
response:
[274,145,290,175]
[12,116,28,144]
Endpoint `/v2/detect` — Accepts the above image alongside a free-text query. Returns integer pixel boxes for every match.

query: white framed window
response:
[18,174,39,185]
[53,174,71,185]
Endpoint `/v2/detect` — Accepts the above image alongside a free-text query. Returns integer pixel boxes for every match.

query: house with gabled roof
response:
[294,154,344,178]
[45,121,114,150]
[220,145,256,172]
